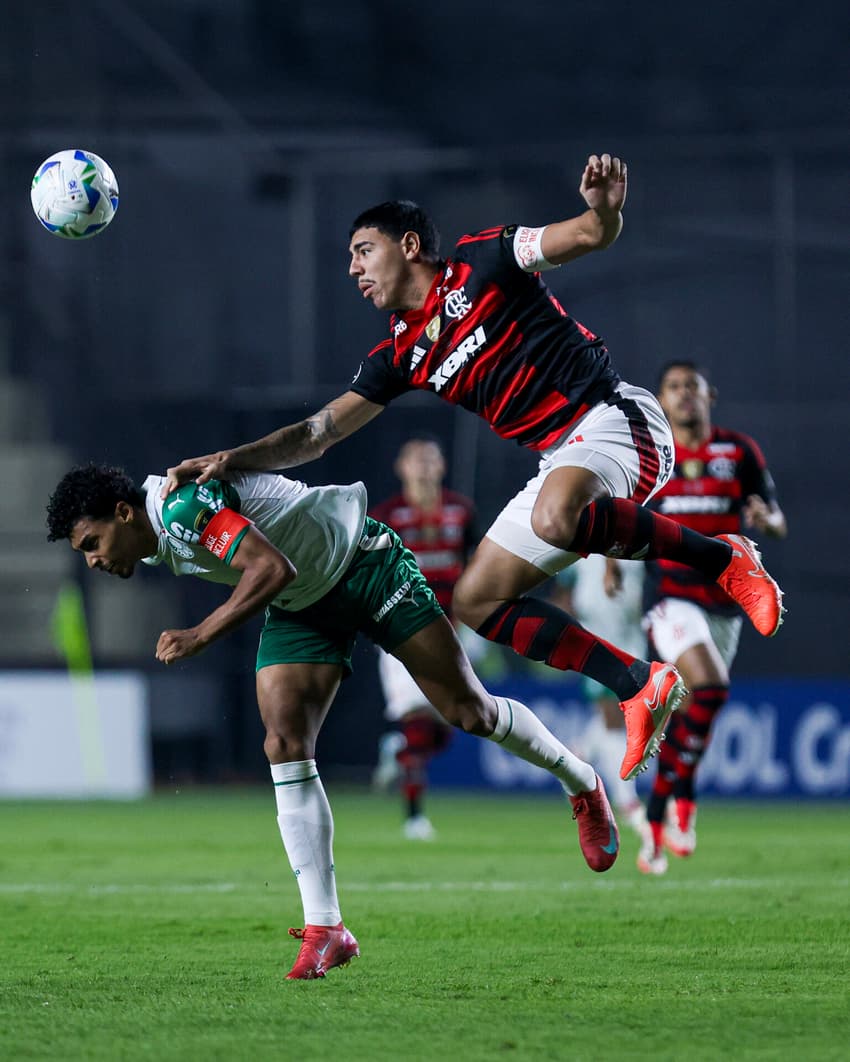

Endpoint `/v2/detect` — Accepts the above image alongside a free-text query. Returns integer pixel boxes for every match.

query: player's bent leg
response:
[452,537,550,633]
[256,663,358,980]
[641,620,732,870]
[456,538,653,708]
[529,465,609,550]
[393,617,619,871]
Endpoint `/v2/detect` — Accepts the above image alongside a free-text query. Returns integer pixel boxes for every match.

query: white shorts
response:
[645,598,742,670]
[485,383,674,575]
[377,648,441,723]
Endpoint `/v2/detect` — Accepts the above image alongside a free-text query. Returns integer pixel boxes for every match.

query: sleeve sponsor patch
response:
[199,508,251,562]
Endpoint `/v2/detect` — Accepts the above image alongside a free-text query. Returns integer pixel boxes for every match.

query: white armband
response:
[512,225,559,272]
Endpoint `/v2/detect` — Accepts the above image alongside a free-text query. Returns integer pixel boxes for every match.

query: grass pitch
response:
[0,789,846,1061]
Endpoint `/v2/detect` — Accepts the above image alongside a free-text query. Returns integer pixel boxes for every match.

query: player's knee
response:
[440,694,497,737]
[263,727,313,764]
[452,576,497,632]
[530,502,581,548]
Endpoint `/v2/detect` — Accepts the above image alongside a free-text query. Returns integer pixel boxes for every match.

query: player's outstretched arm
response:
[155,526,296,664]
[161,390,384,497]
[540,153,627,265]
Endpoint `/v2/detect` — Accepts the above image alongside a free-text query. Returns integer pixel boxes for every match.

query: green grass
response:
[0,790,847,1061]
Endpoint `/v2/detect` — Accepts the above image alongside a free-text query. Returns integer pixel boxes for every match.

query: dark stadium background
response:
[2,0,847,783]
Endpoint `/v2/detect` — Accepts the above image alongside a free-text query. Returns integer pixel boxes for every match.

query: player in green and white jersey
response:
[47,463,621,981]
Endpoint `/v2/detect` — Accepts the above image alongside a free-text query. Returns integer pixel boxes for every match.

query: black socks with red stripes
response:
[477,596,651,700]
[646,684,729,821]
[568,497,732,578]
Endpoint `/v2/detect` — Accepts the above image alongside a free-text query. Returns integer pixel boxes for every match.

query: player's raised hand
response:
[161,452,232,498]
[579,154,627,214]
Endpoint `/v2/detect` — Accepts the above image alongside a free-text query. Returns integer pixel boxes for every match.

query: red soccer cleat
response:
[569,774,620,872]
[285,921,360,981]
[637,819,668,876]
[715,533,785,637]
[619,662,688,780]
[665,798,698,858]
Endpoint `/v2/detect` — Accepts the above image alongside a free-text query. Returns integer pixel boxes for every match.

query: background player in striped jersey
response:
[636,361,787,875]
[47,464,622,980]
[163,152,784,785]
[369,435,478,840]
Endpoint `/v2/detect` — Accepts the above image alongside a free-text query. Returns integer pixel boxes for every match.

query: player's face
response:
[69,510,146,579]
[658,366,712,429]
[395,441,446,489]
[348,227,414,311]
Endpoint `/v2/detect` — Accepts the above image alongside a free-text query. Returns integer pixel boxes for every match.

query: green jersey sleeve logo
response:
[162,480,241,544]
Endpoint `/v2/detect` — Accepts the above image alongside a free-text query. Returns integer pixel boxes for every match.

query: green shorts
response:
[256,517,444,673]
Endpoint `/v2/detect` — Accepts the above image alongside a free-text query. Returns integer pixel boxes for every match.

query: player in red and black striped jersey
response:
[351,223,620,452]
[163,153,784,787]
[369,436,478,839]
[637,361,787,875]
[369,439,478,613]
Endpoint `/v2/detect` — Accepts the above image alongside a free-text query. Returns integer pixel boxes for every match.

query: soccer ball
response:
[30,149,119,239]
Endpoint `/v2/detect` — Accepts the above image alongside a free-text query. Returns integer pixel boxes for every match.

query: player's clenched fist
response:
[156,627,206,664]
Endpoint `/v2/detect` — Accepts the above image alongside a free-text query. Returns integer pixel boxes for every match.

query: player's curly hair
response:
[46,464,143,542]
[349,200,441,261]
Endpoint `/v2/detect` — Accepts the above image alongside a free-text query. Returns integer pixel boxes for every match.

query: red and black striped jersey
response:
[350,226,620,451]
[645,427,779,614]
[369,488,477,612]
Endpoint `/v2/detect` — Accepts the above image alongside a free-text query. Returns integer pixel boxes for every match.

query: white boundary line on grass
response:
[0,877,846,895]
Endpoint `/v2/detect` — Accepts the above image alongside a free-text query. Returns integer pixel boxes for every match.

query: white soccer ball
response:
[30,149,119,239]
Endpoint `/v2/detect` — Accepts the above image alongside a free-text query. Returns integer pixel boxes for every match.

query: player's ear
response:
[402,230,421,259]
[114,500,134,523]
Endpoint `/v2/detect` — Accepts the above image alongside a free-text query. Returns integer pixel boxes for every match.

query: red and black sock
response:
[477,596,650,701]
[671,685,729,801]
[399,717,452,817]
[646,715,687,824]
[569,497,732,579]
[648,685,729,818]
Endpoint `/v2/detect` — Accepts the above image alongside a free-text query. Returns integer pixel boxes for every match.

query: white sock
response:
[271,760,341,926]
[595,725,640,809]
[488,697,596,796]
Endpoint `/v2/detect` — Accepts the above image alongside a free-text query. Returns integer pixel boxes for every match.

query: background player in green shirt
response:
[48,463,621,981]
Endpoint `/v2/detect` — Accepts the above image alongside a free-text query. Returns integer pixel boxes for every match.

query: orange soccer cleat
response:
[715,533,785,637]
[285,921,360,981]
[619,662,688,780]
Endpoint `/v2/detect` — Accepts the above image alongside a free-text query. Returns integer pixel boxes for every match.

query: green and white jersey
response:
[141,472,367,611]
